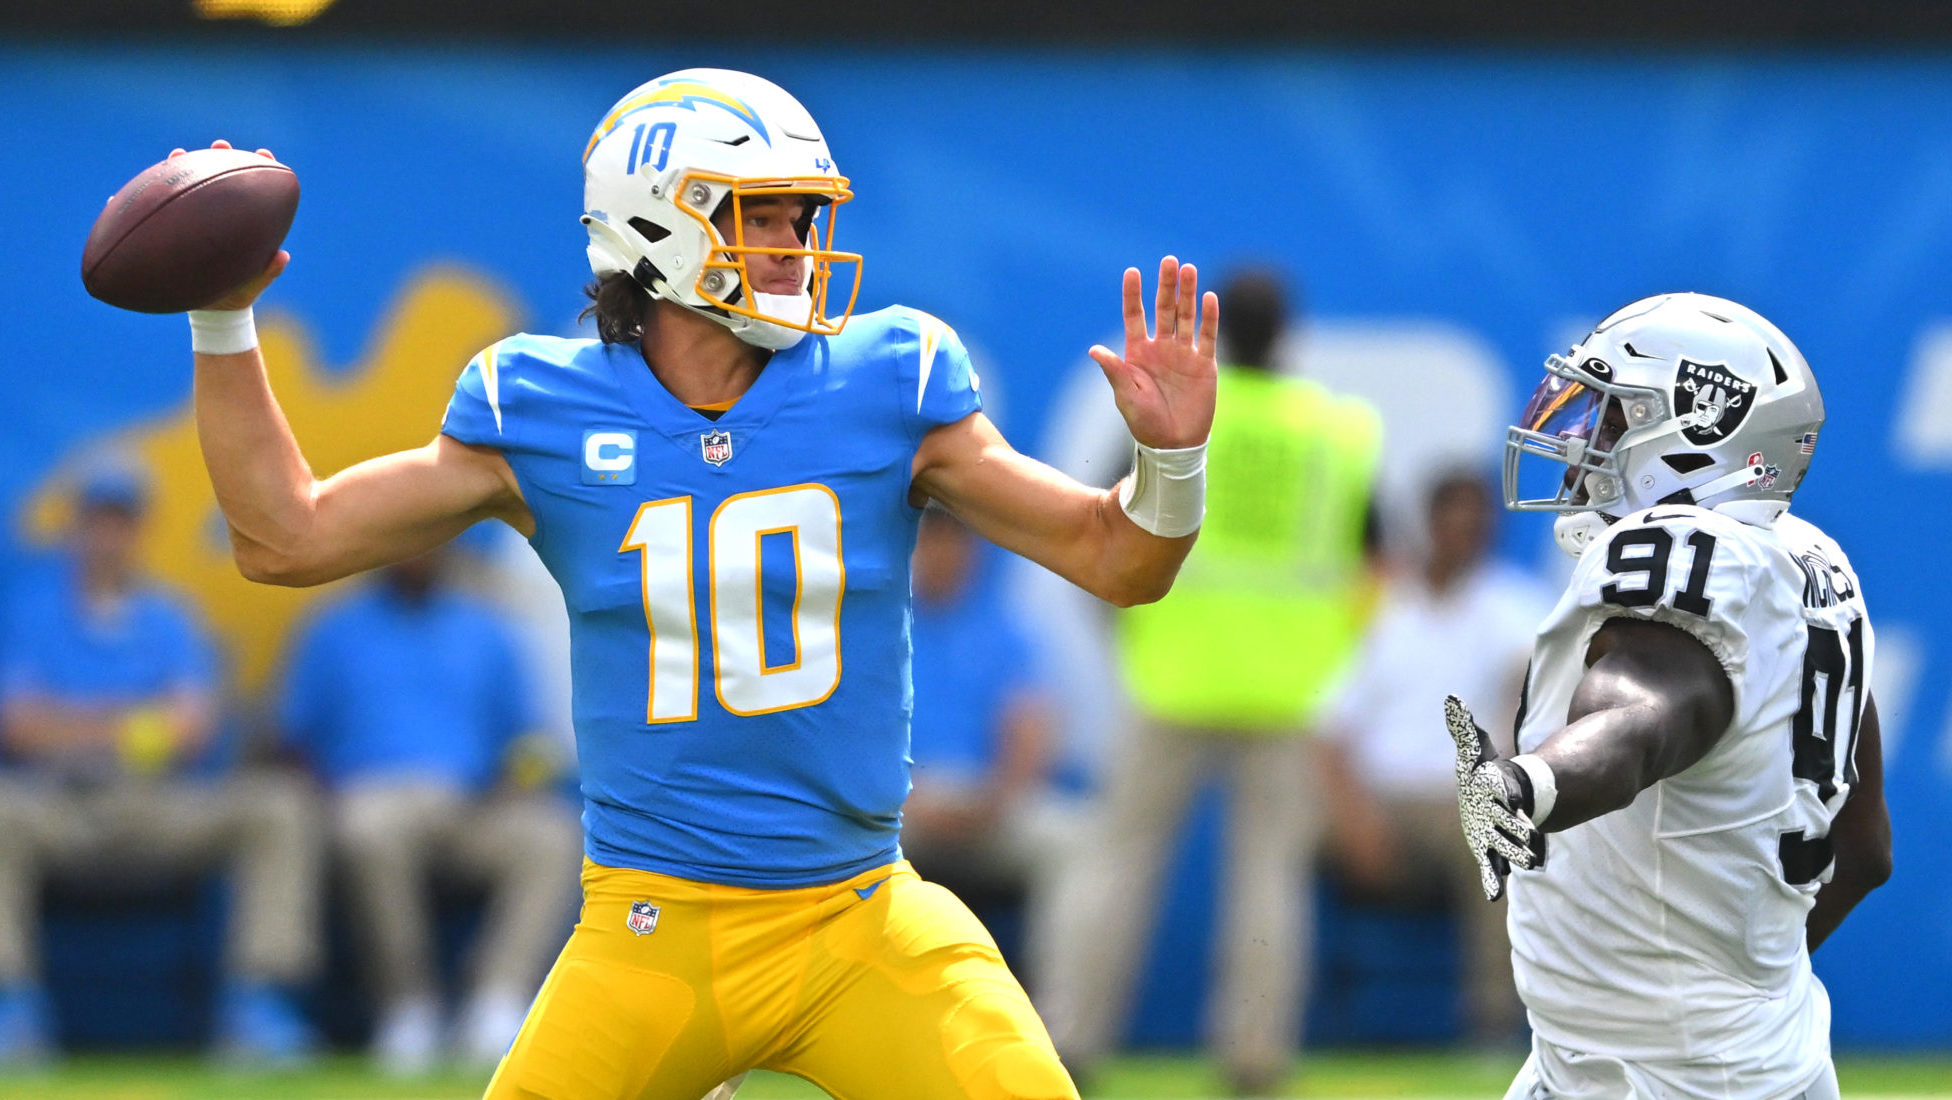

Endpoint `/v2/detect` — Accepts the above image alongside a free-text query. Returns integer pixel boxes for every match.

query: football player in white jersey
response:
[1447,293,1892,1100]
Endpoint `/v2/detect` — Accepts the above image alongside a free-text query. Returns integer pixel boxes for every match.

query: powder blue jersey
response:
[440,307,981,887]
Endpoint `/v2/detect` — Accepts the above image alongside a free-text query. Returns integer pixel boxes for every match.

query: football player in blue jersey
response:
[182,68,1216,1099]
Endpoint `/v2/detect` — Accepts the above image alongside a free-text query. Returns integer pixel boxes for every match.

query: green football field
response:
[5,1052,1948,1099]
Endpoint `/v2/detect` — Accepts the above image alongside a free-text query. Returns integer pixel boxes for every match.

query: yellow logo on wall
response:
[194,0,341,27]
[25,266,520,697]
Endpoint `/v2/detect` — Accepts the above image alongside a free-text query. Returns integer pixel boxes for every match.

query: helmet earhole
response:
[627,217,670,245]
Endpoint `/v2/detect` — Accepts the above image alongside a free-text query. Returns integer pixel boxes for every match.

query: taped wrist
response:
[1118,440,1206,538]
[1509,753,1558,825]
[188,307,258,355]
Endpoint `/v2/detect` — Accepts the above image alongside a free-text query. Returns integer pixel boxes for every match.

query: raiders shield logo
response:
[1675,360,1756,447]
[700,429,733,467]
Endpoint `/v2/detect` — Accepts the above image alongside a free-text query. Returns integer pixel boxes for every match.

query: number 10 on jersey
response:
[620,484,845,722]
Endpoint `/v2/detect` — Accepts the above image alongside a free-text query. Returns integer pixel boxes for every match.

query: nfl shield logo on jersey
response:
[626,900,660,936]
[700,429,733,466]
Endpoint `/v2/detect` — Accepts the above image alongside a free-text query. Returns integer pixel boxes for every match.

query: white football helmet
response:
[580,68,862,350]
[1504,293,1826,555]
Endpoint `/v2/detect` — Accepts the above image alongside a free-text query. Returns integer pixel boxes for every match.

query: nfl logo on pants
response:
[627,900,660,936]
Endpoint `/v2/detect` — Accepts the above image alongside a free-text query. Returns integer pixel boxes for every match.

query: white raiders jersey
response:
[1506,505,1872,1090]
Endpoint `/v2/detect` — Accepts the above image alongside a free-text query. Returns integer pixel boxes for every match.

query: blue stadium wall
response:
[5,42,1950,1046]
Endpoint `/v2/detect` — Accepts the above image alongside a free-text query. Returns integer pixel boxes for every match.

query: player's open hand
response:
[1089,256,1219,450]
[1447,695,1546,902]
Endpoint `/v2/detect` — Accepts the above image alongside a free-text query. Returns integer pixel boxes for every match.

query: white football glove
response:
[1447,695,1546,902]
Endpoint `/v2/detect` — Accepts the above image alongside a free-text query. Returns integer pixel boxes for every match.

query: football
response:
[81,147,299,314]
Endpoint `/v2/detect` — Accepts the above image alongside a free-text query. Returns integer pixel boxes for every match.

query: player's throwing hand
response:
[169,140,290,311]
[1447,695,1546,901]
[1089,256,1220,450]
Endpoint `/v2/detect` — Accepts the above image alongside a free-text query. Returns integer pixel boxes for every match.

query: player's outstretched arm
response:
[1449,618,1734,900]
[911,415,1189,606]
[1807,695,1892,951]
[911,257,1217,607]
[1529,617,1735,831]
[192,257,531,588]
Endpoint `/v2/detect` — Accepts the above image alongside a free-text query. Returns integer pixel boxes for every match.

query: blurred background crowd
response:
[5,0,1952,1093]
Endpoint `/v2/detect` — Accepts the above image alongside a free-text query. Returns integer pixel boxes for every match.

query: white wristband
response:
[1118,439,1207,538]
[188,307,258,355]
[1511,753,1558,825]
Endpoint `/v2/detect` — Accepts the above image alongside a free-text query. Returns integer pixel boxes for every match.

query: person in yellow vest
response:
[1042,269,1381,1095]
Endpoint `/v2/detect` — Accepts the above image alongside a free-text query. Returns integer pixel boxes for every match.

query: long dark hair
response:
[581,272,651,345]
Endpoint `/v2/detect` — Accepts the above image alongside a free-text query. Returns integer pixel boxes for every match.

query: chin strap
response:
[1553,512,1611,558]
[1692,458,1769,502]
[742,292,815,350]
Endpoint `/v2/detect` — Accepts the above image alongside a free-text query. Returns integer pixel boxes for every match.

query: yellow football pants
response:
[484,859,1079,1100]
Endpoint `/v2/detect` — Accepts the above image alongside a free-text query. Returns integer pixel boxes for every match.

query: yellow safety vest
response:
[1117,367,1382,731]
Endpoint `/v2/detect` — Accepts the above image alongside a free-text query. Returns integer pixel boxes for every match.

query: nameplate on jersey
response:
[582,428,638,485]
[700,429,733,467]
